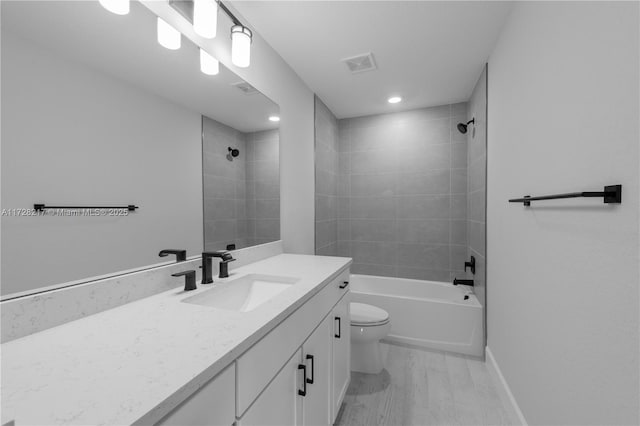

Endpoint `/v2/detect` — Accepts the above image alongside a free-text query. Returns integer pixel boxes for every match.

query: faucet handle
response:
[159,249,187,262]
[172,270,197,291]
[203,250,234,261]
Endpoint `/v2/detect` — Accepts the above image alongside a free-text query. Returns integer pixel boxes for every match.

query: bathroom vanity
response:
[0,254,352,425]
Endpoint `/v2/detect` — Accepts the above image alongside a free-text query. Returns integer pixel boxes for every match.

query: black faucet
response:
[464,255,476,274]
[172,270,197,291]
[202,251,236,283]
[159,249,187,262]
[453,278,474,286]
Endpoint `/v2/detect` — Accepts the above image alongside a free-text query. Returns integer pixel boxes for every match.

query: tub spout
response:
[453,278,474,286]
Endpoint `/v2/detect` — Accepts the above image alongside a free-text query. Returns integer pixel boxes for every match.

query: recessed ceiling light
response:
[388,96,402,104]
[269,116,280,122]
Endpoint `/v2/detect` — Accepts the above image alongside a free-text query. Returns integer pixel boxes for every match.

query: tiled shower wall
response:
[203,116,279,251]
[466,66,487,314]
[314,96,339,255]
[246,129,280,247]
[203,116,248,250]
[335,103,469,282]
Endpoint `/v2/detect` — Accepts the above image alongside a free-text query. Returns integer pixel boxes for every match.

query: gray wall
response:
[314,96,339,256]
[336,103,468,282]
[1,32,203,296]
[487,2,638,423]
[246,129,280,247]
[203,118,279,251]
[202,116,248,251]
[466,66,487,323]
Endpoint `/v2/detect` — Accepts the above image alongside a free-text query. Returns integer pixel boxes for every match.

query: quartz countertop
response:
[1,254,351,425]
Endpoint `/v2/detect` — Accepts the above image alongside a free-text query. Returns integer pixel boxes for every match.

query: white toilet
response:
[350,302,391,374]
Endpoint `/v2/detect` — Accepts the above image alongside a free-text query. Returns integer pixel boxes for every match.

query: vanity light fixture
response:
[200,48,220,75]
[388,96,402,104]
[231,24,252,68]
[268,116,280,122]
[193,0,218,39]
[168,0,254,68]
[98,0,129,15]
[157,17,181,50]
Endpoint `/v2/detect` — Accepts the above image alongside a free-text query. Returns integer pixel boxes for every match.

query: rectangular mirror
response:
[1,0,280,297]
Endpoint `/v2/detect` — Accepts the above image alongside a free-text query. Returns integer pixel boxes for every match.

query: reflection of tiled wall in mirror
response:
[203,116,279,251]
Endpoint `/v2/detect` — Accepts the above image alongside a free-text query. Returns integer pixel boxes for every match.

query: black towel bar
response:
[34,204,138,211]
[509,185,622,206]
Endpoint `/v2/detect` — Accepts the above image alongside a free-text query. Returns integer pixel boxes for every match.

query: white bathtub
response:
[349,274,484,357]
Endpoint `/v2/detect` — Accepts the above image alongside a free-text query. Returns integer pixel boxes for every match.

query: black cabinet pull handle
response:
[298,364,307,396]
[335,316,341,338]
[339,281,349,289]
[305,354,314,384]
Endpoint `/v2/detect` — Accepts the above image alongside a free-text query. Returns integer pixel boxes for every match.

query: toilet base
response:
[351,339,384,374]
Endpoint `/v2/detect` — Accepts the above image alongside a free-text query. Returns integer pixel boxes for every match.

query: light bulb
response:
[200,49,219,75]
[231,25,252,68]
[268,116,280,122]
[99,0,129,15]
[193,0,218,39]
[388,96,402,104]
[157,17,181,50]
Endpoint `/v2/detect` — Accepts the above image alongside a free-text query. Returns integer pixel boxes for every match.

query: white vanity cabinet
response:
[331,293,351,422]
[237,349,303,426]
[237,267,350,426]
[301,314,333,425]
[156,363,235,426]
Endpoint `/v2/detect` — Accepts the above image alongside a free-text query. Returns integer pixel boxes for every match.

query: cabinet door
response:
[301,315,332,426]
[331,294,351,422]
[238,349,303,426]
[156,363,235,426]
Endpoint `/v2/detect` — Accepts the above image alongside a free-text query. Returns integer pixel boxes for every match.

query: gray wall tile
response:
[351,173,395,197]
[451,168,468,194]
[203,115,280,251]
[397,195,451,219]
[350,241,397,265]
[396,243,450,270]
[352,263,398,278]
[395,170,450,195]
[322,102,472,283]
[314,96,339,256]
[350,219,397,242]
[396,219,450,244]
[350,196,396,219]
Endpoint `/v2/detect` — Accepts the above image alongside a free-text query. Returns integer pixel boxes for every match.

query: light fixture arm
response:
[216,0,242,26]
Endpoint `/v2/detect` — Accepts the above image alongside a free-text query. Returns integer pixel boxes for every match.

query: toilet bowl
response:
[350,302,391,374]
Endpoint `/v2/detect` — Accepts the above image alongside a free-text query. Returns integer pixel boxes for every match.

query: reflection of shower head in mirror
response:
[456,118,475,134]
[227,147,240,161]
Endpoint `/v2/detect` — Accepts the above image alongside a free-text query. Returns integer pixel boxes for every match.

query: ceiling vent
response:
[342,52,377,74]
[231,81,259,95]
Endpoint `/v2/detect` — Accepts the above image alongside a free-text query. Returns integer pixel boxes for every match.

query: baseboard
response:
[485,346,528,426]
[382,334,484,357]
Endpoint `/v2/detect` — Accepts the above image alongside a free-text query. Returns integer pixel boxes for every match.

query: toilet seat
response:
[350,302,389,327]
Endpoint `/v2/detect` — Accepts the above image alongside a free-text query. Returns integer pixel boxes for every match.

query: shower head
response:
[228,147,240,157]
[457,118,475,134]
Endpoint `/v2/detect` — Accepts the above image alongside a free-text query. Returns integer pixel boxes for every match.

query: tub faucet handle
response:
[464,256,476,274]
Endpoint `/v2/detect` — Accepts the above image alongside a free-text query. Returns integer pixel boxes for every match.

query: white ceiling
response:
[2,0,279,132]
[233,1,513,118]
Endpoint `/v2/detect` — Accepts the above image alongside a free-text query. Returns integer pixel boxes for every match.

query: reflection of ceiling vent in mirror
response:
[342,52,377,74]
[231,81,259,95]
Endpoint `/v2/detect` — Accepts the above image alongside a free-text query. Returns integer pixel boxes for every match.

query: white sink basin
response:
[182,274,299,312]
